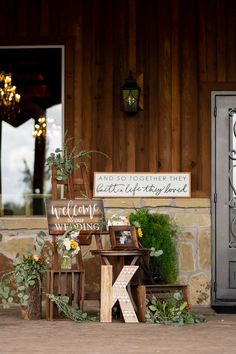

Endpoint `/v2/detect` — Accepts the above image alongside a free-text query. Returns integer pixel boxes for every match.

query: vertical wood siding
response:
[1,0,236,196]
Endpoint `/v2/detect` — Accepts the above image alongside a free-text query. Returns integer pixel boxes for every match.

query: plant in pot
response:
[129,208,178,284]
[0,231,53,319]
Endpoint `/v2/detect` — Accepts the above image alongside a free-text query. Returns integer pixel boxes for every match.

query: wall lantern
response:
[121,70,141,114]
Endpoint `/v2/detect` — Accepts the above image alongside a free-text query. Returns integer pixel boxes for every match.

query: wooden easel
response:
[50,163,92,269]
[46,163,92,320]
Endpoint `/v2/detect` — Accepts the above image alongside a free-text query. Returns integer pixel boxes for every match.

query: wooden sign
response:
[94,172,191,198]
[45,199,105,234]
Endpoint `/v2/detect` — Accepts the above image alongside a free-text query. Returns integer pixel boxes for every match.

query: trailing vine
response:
[47,294,96,322]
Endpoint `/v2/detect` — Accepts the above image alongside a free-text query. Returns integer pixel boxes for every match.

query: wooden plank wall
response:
[1,0,236,197]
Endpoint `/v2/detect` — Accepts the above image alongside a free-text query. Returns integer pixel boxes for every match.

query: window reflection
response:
[0,46,63,216]
[1,104,61,216]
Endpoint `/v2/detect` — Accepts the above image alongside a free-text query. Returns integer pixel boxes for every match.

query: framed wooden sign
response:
[45,198,105,235]
[94,172,191,198]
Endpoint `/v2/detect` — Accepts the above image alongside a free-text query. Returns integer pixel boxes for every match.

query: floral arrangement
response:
[0,231,52,309]
[107,214,130,226]
[57,228,80,268]
[146,291,205,325]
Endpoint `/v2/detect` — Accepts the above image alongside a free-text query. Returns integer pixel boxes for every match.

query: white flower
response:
[70,231,80,239]
[63,238,71,251]
[150,248,163,258]
[57,228,81,257]
[108,214,130,226]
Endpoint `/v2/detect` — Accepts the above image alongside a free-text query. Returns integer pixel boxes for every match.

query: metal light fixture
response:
[0,72,21,121]
[121,70,141,114]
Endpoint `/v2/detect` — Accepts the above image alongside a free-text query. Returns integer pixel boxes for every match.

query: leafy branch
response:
[0,231,53,308]
[46,134,110,180]
[47,294,96,322]
[146,291,205,325]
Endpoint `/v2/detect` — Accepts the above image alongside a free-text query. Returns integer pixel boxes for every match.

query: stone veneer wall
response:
[0,198,211,306]
[103,198,211,306]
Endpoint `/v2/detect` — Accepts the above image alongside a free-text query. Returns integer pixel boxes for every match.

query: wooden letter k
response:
[112,265,139,323]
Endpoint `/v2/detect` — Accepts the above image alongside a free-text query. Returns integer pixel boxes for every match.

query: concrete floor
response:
[1,305,236,354]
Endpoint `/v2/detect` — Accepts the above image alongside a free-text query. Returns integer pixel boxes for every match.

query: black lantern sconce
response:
[121,70,141,114]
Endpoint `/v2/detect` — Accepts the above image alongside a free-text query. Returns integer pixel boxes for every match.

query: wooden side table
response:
[90,249,150,316]
[91,249,150,280]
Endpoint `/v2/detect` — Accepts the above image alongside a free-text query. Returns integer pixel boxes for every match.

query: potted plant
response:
[129,208,178,284]
[0,231,52,319]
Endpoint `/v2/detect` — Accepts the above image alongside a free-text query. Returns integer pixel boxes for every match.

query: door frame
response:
[211,91,236,307]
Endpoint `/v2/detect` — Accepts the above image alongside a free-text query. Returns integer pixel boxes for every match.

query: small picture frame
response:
[109,225,139,250]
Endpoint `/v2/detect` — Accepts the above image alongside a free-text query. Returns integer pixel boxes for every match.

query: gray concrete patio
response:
[1,305,236,354]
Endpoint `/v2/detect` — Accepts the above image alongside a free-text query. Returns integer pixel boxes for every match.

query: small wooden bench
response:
[135,284,189,322]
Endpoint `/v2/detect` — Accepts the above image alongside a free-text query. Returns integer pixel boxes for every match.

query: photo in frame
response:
[109,225,139,250]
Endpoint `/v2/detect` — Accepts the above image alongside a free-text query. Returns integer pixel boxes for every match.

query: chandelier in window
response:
[0,72,21,121]
[33,116,46,140]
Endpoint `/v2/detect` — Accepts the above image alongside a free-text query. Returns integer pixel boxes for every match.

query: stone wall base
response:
[0,198,211,306]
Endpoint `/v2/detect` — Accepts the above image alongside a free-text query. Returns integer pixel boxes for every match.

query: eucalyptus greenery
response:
[146,291,205,325]
[47,294,96,322]
[129,208,179,284]
[46,135,109,181]
[0,231,52,308]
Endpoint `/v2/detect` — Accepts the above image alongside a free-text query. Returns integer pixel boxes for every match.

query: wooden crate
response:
[46,270,85,320]
[136,284,189,322]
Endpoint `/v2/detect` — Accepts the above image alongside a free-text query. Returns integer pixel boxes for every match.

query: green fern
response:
[47,294,96,322]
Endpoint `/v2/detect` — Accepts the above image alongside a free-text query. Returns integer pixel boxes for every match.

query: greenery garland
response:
[129,208,178,284]
[146,291,205,325]
[47,294,96,322]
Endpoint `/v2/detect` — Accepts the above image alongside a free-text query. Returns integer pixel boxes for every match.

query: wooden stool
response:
[46,269,85,320]
[136,284,189,322]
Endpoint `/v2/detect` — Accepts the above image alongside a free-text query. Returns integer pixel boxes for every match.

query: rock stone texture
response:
[103,198,212,306]
[0,253,13,271]
[0,198,211,306]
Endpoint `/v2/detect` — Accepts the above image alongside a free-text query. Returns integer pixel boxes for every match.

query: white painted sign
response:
[94,172,191,198]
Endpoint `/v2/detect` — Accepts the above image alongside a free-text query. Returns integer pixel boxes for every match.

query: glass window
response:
[0,47,63,216]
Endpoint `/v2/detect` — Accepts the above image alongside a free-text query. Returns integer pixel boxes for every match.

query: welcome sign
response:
[93,172,191,198]
[45,199,105,234]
